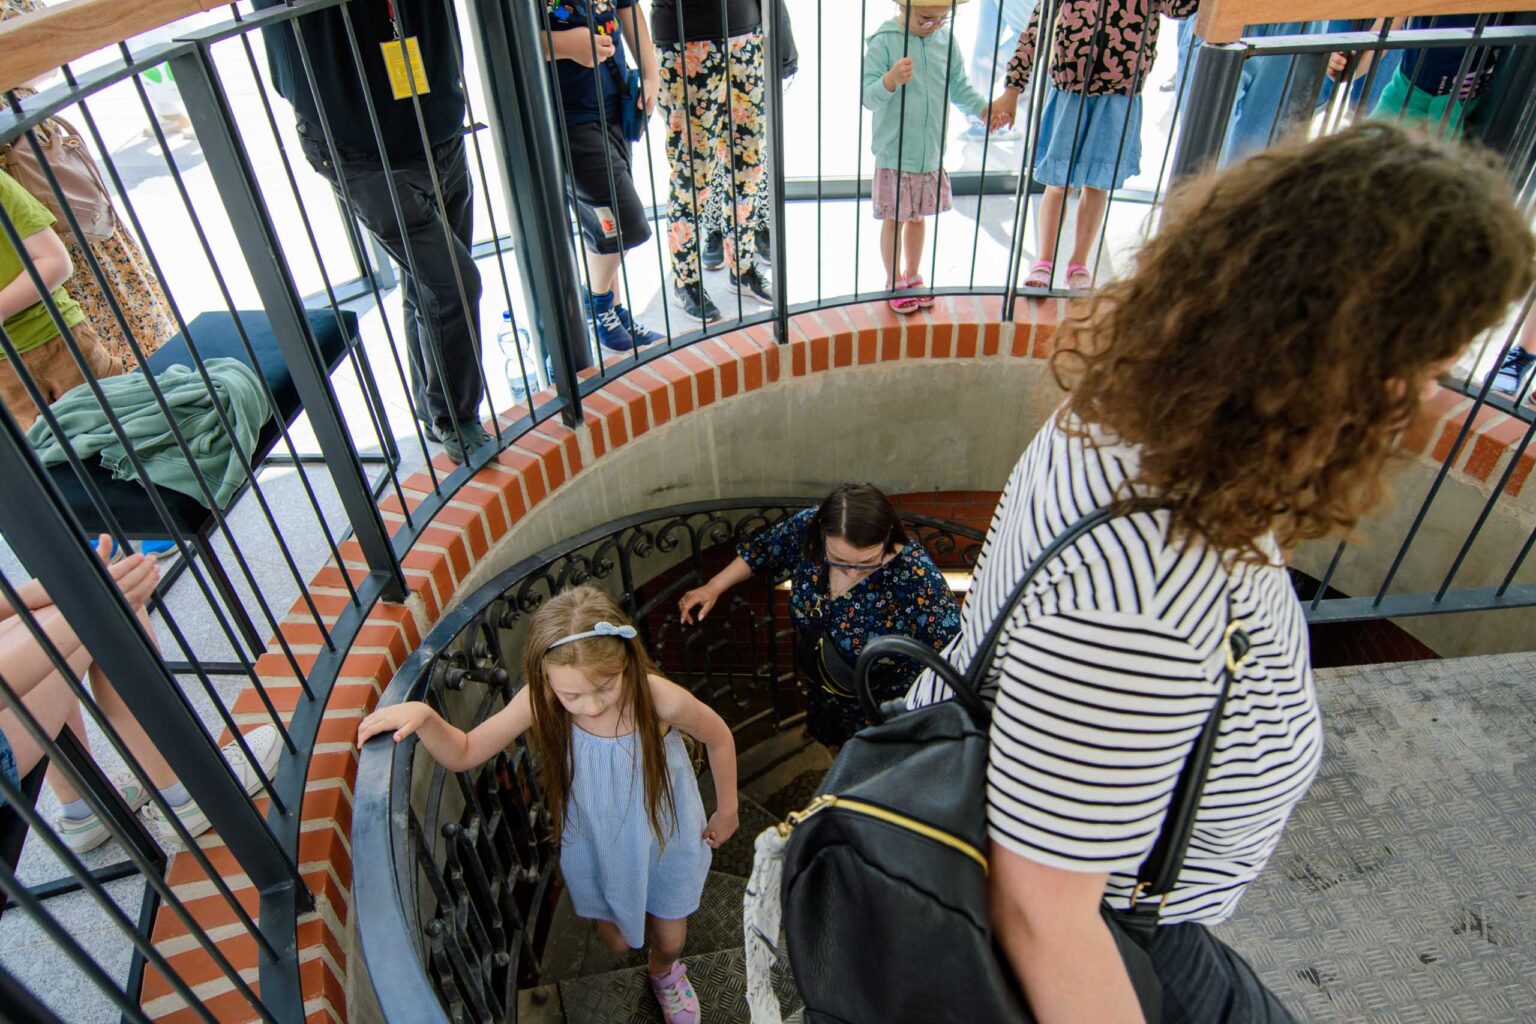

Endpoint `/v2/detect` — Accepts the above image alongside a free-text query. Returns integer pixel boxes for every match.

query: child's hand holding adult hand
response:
[988,90,1019,131]
[357,701,438,748]
[884,56,914,91]
[703,806,739,848]
[643,69,660,115]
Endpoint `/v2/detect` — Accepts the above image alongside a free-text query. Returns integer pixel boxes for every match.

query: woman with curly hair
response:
[907,121,1535,1022]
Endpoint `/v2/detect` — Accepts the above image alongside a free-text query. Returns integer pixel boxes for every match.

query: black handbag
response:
[776,502,1250,1023]
[794,618,858,700]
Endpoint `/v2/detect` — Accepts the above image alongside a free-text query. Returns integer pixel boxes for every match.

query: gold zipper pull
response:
[775,793,837,837]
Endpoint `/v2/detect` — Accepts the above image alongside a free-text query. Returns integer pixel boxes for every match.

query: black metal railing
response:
[351,498,984,1023]
[2,1,1536,1021]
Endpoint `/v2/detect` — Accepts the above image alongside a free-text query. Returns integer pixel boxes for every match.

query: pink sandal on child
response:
[906,274,937,307]
[1066,262,1094,291]
[1023,259,1053,289]
[888,276,921,315]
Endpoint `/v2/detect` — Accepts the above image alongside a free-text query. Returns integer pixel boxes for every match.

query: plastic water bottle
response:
[496,311,551,403]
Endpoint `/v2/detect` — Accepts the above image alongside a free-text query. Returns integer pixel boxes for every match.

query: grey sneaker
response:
[53,779,150,854]
[429,422,493,465]
[144,725,282,843]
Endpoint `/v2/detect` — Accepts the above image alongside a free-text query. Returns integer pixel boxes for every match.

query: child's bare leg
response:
[594,919,630,953]
[1071,186,1110,267]
[588,250,623,297]
[1036,185,1068,267]
[645,914,688,975]
[879,219,900,288]
[901,217,927,282]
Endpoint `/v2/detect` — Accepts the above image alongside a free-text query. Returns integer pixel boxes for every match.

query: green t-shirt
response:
[0,169,84,358]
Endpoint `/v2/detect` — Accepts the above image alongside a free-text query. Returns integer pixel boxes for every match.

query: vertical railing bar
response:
[1147,13,1202,214]
[1374,289,1536,604]
[0,210,286,772]
[629,27,677,350]
[889,14,911,298]
[1087,9,1152,287]
[535,8,607,379]
[435,1,538,418]
[282,19,443,504]
[968,0,1009,292]
[1261,55,1299,153]
[0,570,272,953]
[1310,538,1350,611]
[0,852,160,1024]
[1437,406,1536,599]
[719,0,747,326]
[1497,517,1536,596]
[1432,15,1489,140]
[924,0,961,305]
[670,2,715,336]
[763,0,789,340]
[1003,0,1060,314]
[815,0,823,306]
[852,0,868,301]
[0,664,278,1018]
[386,0,500,448]
[1044,0,1107,283]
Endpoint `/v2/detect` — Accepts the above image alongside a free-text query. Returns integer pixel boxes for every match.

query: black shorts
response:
[564,119,651,255]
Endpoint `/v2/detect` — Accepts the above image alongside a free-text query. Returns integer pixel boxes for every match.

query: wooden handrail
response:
[1196,1,1536,45]
[0,0,227,95]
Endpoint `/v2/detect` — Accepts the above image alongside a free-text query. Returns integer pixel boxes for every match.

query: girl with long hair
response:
[359,585,737,1024]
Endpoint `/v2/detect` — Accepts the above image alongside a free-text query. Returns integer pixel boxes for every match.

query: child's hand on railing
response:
[358,701,439,747]
[883,57,915,92]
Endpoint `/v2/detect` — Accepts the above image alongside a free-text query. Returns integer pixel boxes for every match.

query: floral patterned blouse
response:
[737,508,963,699]
[1006,0,1199,98]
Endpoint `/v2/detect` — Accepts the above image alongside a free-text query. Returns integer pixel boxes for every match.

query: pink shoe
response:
[887,276,920,315]
[1066,262,1093,290]
[649,961,700,1024]
[906,274,937,307]
[1023,259,1053,289]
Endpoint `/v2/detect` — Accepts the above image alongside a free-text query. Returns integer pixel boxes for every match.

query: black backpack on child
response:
[776,504,1250,1023]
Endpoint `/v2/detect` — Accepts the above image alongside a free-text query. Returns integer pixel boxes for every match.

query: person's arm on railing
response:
[650,674,738,848]
[678,556,753,623]
[990,848,1146,1024]
[0,224,72,320]
[356,683,534,772]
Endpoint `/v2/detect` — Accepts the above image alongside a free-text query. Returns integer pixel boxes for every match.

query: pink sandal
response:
[1023,259,1053,289]
[1066,262,1094,291]
[906,274,937,307]
[888,276,921,315]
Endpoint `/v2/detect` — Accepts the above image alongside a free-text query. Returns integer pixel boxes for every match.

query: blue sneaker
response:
[1491,347,1536,397]
[138,539,178,559]
[616,303,665,346]
[587,288,636,353]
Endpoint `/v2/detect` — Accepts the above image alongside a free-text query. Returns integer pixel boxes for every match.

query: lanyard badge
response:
[380,0,431,100]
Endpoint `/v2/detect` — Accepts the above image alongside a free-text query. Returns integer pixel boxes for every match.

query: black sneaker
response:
[672,282,722,323]
[754,232,772,265]
[428,422,492,465]
[701,230,725,271]
[1490,347,1536,397]
[729,265,773,306]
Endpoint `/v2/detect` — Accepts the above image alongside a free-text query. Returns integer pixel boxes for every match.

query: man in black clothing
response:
[257,0,489,463]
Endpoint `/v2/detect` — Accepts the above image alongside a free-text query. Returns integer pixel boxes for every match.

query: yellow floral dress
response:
[0,0,177,372]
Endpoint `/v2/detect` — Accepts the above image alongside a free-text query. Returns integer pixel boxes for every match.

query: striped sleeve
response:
[985,606,1222,873]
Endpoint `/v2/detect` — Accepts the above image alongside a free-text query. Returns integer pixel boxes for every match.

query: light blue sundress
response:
[561,724,712,948]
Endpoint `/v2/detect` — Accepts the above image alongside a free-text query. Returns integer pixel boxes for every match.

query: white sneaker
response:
[144,725,283,842]
[52,779,150,854]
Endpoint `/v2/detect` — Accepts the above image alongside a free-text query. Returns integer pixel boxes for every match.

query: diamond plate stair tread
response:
[1210,655,1536,1022]
[542,870,749,983]
[558,946,801,1024]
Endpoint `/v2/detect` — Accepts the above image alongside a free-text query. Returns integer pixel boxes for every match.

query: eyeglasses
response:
[824,546,889,573]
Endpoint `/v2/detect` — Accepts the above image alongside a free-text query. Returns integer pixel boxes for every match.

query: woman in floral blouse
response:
[679,483,961,748]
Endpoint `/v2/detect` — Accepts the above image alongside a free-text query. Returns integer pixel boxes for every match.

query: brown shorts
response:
[0,320,118,432]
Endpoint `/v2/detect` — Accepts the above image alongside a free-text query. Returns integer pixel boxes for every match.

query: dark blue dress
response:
[737,508,962,745]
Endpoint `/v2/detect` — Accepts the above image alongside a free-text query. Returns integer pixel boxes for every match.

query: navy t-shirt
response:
[546,0,634,126]
[1403,15,1502,98]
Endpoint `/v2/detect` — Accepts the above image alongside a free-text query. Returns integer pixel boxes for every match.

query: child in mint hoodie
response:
[863,0,1001,314]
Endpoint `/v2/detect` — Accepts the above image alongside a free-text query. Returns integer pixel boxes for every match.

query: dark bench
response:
[44,308,388,663]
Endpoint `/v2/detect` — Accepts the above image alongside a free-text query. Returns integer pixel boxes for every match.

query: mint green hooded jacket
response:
[862,20,990,173]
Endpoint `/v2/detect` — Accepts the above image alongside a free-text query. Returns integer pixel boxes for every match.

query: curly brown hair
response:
[1053,122,1535,560]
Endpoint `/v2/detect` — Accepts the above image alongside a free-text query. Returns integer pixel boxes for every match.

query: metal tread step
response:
[556,945,802,1024]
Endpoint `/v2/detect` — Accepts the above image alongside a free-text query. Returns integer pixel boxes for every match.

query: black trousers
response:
[1146,923,1297,1024]
[299,126,485,435]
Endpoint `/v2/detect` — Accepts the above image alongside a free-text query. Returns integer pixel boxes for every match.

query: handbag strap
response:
[957,497,1252,909]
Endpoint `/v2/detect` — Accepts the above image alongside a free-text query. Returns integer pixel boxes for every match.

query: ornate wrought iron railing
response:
[351,499,985,1023]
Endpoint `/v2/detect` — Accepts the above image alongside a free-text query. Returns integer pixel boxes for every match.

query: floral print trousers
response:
[658,31,767,290]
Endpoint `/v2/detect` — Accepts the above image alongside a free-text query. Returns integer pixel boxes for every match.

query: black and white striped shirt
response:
[907,413,1322,924]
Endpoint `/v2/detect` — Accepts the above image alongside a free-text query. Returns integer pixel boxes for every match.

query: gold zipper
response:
[775,794,988,873]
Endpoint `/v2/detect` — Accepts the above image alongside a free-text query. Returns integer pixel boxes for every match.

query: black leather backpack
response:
[776,504,1250,1023]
